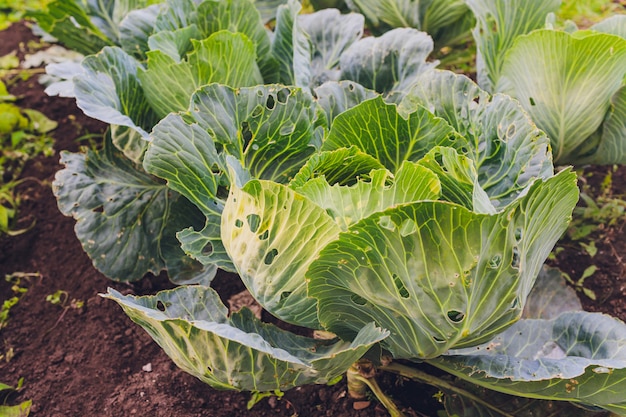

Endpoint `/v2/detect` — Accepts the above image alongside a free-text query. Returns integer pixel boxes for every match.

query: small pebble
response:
[268,396,277,409]
[353,401,371,410]
[142,363,152,372]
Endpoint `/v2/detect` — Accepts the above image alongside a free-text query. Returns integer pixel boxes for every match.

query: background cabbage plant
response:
[470,0,626,165]
[344,0,475,47]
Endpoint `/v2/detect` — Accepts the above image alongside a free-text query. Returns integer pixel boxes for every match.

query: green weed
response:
[0,74,56,236]
[45,289,83,309]
[0,378,32,416]
[567,168,626,243]
[0,0,51,31]
[557,0,625,27]
[562,265,598,300]
[0,272,39,330]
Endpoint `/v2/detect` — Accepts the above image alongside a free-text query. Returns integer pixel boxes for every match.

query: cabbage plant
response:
[29,0,294,56]
[470,0,626,165]
[344,0,475,47]
[103,71,626,415]
[29,0,162,56]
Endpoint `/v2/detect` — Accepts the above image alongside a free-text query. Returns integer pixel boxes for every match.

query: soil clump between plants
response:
[1,21,625,417]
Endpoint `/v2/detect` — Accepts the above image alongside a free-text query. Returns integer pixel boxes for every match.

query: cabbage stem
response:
[347,361,406,417]
[381,362,515,417]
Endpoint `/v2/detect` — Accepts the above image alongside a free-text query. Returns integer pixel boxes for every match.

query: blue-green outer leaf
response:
[401,70,553,207]
[119,4,161,59]
[314,81,379,127]
[431,311,626,414]
[145,113,224,217]
[299,9,365,86]
[339,27,437,96]
[53,140,208,283]
[270,0,311,87]
[190,84,323,183]
[74,46,158,161]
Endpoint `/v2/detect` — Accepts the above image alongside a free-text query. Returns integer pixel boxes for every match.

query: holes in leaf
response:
[514,228,523,242]
[156,301,166,312]
[247,214,261,233]
[266,94,276,110]
[433,336,445,343]
[348,83,355,91]
[264,248,279,265]
[276,88,289,104]
[235,219,243,228]
[529,97,536,106]
[393,274,409,298]
[350,294,367,306]
[280,291,292,302]
[511,246,520,269]
[511,298,520,309]
[241,121,253,147]
[447,310,465,323]
[251,105,263,118]
[94,206,104,213]
[488,254,501,269]
[258,230,269,240]
[202,242,214,256]
[399,219,417,237]
[506,124,516,138]
[280,122,295,136]
[378,215,395,231]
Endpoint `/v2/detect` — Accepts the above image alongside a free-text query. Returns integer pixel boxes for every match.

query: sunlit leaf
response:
[105,286,388,391]
[308,170,578,359]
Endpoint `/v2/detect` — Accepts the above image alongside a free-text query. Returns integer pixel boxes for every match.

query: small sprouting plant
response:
[0,377,32,416]
[0,272,38,330]
[45,289,84,309]
[0,76,56,235]
[568,168,626,242]
[556,0,625,26]
[0,0,50,30]
[562,266,598,301]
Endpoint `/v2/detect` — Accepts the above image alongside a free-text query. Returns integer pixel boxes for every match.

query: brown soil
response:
[1,21,625,417]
